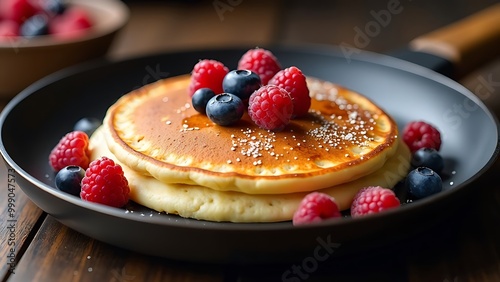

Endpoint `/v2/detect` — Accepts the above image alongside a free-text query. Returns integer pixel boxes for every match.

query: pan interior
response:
[1,45,498,225]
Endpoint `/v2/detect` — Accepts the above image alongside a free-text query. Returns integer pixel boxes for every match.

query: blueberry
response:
[20,14,49,38]
[206,93,245,126]
[192,88,216,114]
[55,166,85,196]
[74,117,101,136]
[222,70,261,101]
[411,147,444,174]
[44,0,67,15]
[405,167,442,200]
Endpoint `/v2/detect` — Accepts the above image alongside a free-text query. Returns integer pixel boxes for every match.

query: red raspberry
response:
[48,7,93,40]
[0,20,19,39]
[292,192,341,225]
[80,156,130,208]
[248,85,293,131]
[0,0,38,24]
[350,186,400,217]
[268,66,311,118]
[237,48,281,85]
[49,131,90,171]
[402,120,441,153]
[188,59,229,97]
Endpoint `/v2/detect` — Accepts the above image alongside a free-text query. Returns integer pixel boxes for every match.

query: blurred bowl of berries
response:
[0,0,129,98]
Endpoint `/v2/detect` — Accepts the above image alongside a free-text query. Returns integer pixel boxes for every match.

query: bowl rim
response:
[0,0,130,49]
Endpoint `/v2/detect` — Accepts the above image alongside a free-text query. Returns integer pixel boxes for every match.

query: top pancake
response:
[101,74,400,194]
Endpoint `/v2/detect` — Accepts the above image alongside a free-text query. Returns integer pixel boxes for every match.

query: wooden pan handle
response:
[409,3,500,78]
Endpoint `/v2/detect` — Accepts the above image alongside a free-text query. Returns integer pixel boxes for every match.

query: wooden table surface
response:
[2,1,500,281]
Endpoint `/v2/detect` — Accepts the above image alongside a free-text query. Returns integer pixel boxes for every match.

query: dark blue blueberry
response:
[192,88,216,114]
[55,166,85,196]
[74,117,102,136]
[206,93,245,126]
[222,69,261,101]
[44,0,67,15]
[20,14,49,38]
[411,147,444,174]
[405,167,442,200]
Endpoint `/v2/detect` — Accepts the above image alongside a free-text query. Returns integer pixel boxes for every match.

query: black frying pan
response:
[1,4,499,264]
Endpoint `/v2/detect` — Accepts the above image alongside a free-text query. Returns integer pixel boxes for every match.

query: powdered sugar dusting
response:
[232,128,281,163]
[174,77,383,168]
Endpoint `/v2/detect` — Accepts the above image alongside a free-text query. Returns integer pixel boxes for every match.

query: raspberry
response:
[292,192,341,225]
[188,59,229,97]
[402,120,442,153]
[0,20,19,39]
[48,7,93,40]
[237,48,281,85]
[49,131,90,171]
[350,186,400,217]
[268,66,311,118]
[248,85,293,131]
[80,156,130,208]
[0,0,38,24]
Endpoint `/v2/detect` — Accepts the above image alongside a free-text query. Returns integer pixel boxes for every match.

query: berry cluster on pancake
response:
[88,68,411,222]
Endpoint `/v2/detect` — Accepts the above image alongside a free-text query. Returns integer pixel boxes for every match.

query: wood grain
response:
[8,216,225,282]
[0,159,45,281]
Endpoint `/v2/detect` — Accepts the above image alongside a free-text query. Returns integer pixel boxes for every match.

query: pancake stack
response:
[89,74,411,222]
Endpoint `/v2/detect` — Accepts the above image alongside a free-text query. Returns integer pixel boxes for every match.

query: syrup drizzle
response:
[176,78,381,167]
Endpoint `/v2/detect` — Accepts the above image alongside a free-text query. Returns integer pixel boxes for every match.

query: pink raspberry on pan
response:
[80,156,130,208]
[248,85,294,131]
[293,192,342,225]
[237,47,282,85]
[188,59,229,97]
[350,186,400,217]
[49,130,91,171]
[268,66,311,118]
[402,120,442,153]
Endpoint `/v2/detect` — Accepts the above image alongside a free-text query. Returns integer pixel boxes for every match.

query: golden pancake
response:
[101,74,400,194]
[90,126,411,222]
